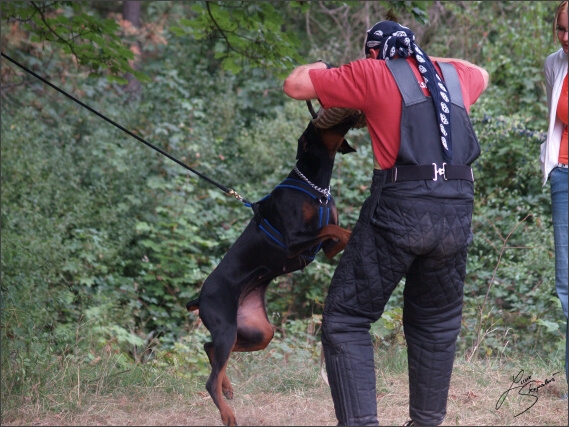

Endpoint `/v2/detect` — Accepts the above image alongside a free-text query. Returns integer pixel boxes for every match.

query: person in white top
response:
[541,0,568,391]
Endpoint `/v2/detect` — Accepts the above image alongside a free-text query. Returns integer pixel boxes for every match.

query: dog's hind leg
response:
[187,297,235,400]
[204,342,235,400]
[205,326,239,426]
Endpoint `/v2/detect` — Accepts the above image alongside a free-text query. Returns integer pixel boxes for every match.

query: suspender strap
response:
[438,62,465,108]
[385,59,473,182]
[386,59,424,106]
[387,59,465,108]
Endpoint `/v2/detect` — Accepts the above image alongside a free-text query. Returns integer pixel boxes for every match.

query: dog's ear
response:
[338,138,356,154]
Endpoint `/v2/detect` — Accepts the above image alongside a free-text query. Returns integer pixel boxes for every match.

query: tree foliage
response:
[1,1,148,83]
[2,1,430,80]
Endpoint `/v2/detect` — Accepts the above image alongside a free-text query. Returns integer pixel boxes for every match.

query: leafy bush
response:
[460,111,563,359]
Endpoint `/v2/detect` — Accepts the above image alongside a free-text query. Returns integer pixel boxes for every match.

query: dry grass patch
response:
[445,359,568,426]
[2,356,567,426]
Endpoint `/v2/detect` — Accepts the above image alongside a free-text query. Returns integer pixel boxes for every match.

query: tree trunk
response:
[123,1,141,28]
[122,1,142,99]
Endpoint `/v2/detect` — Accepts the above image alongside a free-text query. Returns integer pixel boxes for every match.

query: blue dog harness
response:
[254,177,332,261]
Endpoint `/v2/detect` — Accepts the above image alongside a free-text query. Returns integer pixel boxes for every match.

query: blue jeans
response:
[550,166,568,383]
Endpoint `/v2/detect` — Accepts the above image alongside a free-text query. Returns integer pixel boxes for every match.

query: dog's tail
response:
[186,296,200,312]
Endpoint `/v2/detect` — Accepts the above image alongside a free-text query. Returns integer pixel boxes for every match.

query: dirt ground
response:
[3,368,568,426]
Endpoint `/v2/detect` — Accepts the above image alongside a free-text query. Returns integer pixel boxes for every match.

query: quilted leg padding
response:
[402,244,467,426]
[404,299,463,425]
[322,174,473,426]
[322,334,380,426]
[321,181,394,426]
[322,185,411,426]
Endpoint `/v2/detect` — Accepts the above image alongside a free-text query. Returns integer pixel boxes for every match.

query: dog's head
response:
[296,103,363,159]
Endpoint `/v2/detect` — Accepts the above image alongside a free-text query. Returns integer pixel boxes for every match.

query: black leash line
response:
[1,52,252,207]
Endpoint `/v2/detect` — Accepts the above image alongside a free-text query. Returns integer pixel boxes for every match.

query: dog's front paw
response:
[223,388,234,400]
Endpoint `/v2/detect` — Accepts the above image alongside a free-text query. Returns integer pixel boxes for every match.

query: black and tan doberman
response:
[186,105,364,426]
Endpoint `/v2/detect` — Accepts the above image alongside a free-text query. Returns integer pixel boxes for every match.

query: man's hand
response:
[431,56,490,91]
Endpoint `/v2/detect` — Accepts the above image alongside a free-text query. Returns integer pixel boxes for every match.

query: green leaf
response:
[169,26,186,36]
[537,319,560,333]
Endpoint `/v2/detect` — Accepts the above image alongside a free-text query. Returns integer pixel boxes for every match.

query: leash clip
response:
[432,163,447,181]
[226,189,244,202]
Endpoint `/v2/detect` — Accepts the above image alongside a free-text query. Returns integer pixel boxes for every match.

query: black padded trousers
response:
[322,173,473,426]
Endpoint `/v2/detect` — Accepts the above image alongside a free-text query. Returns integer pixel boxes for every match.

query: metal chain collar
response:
[293,166,331,199]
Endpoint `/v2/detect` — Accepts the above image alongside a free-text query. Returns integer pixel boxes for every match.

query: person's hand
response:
[317,60,334,69]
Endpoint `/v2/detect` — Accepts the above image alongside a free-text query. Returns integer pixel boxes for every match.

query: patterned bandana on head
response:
[365,20,453,163]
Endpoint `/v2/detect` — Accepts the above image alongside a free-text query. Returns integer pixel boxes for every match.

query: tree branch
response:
[30,0,80,63]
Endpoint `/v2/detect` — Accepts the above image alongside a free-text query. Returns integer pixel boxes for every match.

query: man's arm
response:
[283,61,329,100]
[430,56,490,91]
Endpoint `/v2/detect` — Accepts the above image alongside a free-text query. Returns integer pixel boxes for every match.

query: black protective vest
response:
[382,59,481,200]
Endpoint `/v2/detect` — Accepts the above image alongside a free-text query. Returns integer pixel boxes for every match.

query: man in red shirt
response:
[284,20,488,426]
